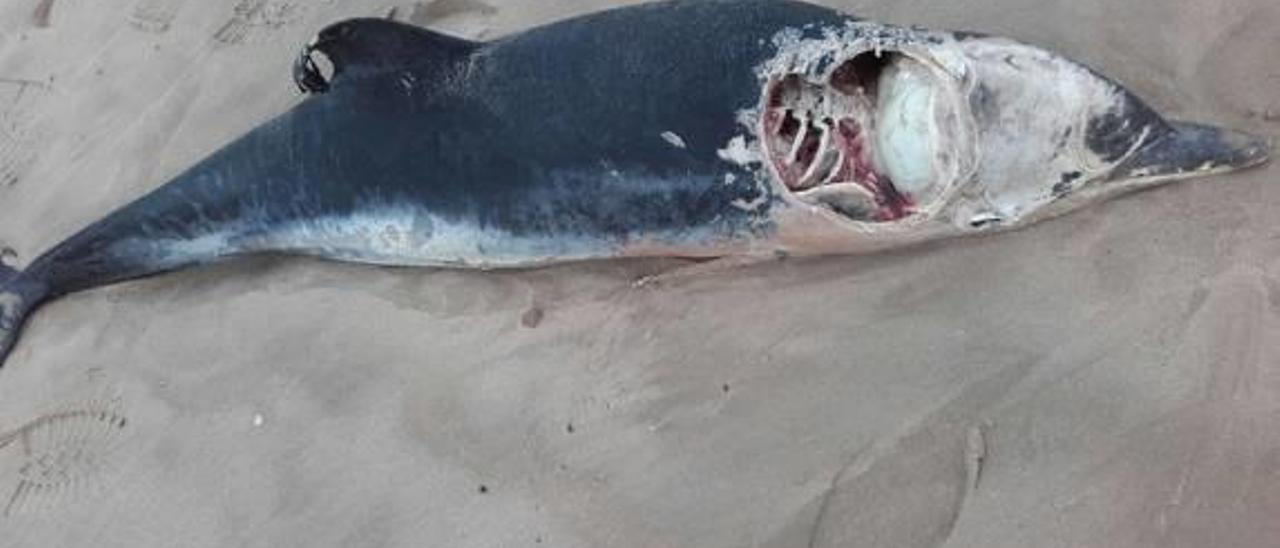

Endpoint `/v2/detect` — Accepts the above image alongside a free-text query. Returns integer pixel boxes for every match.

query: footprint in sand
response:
[128,0,190,34]
[213,0,303,45]
[0,77,52,189]
[0,402,129,517]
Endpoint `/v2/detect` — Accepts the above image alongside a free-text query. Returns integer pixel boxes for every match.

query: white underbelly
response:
[247,207,615,268]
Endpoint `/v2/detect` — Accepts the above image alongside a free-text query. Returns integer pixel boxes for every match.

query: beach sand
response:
[0,0,1277,546]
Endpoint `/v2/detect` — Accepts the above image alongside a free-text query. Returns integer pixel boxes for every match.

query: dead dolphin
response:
[0,0,1270,366]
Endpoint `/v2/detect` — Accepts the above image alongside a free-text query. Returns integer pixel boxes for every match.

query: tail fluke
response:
[1,264,47,368]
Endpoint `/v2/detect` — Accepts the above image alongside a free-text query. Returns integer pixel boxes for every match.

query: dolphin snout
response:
[1110,122,1271,182]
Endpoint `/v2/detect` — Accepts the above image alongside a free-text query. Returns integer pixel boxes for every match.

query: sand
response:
[0,0,1277,546]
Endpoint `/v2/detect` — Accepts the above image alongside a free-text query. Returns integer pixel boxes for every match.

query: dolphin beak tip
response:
[1112,122,1272,182]
[1217,126,1272,169]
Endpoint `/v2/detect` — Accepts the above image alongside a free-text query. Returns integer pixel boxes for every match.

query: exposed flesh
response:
[762,53,944,223]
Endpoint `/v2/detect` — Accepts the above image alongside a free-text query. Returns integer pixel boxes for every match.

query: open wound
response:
[762,51,949,222]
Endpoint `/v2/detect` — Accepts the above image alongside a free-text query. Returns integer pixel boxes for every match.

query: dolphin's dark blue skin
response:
[0,0,851,365]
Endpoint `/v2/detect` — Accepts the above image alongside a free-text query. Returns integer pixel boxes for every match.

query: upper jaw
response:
[1107,122,1271,184]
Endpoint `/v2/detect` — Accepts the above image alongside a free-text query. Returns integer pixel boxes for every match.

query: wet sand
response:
[0,0,1278,546]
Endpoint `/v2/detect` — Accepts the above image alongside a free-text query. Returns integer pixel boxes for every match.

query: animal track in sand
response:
[128,0,189,33]
[0,402,130,517]
[213,0,303,45]
[0,76,52,189]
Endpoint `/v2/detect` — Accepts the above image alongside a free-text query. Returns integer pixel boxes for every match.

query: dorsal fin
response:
[294,18,478,94]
